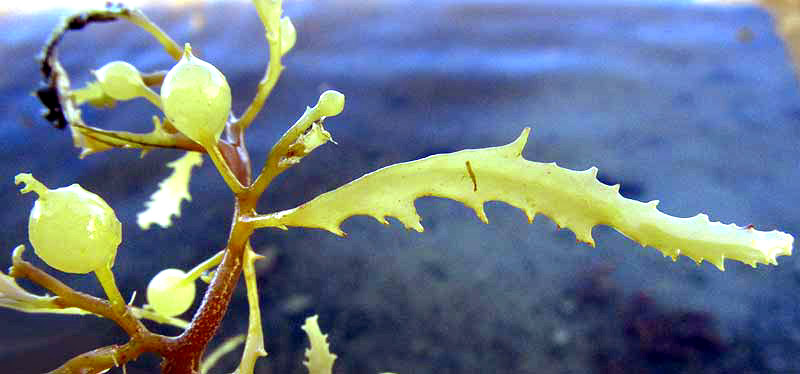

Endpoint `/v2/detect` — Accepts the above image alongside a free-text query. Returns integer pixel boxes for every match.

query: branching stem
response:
[49,341,145,374]
[24,1,306,372]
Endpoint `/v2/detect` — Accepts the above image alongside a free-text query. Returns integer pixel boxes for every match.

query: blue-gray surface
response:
[1,1,799,373]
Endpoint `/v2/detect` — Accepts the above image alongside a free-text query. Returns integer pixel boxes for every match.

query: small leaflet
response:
[70,81,116,108]
[137,152,203,230]
[302,315,337,374]
[279,122,333,168]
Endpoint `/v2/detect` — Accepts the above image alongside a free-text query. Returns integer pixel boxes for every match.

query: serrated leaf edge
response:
[302,315,336,374]
[137,152,203,230]
[263,128,793,271]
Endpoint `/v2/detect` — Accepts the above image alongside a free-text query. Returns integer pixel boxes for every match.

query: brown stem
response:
[48,341,146,374]
[11,254,145,337]
[11,253,172,369]
[160,200,254,373]
[20,149,258,373]
[159,81,259,373]
[218,138,251,187]
[30,3,273,372]
[161,249,242,373]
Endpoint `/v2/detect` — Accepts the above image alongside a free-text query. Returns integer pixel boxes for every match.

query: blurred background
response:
[1,0,799,373]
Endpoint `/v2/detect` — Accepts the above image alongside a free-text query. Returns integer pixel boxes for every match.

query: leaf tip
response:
[505,127,531,156]
[475,206,489,224]
[408,221,424,233]
[329,227,347,237]
[524,210,536,224]
[372,215,389,225]
[711,255,726,271]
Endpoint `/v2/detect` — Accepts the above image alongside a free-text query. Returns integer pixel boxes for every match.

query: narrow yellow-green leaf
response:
[235,243,268,374]
[0,271,81,314]
[302,315,337,374]
[137,152,203,229]
[263,128,793,270]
